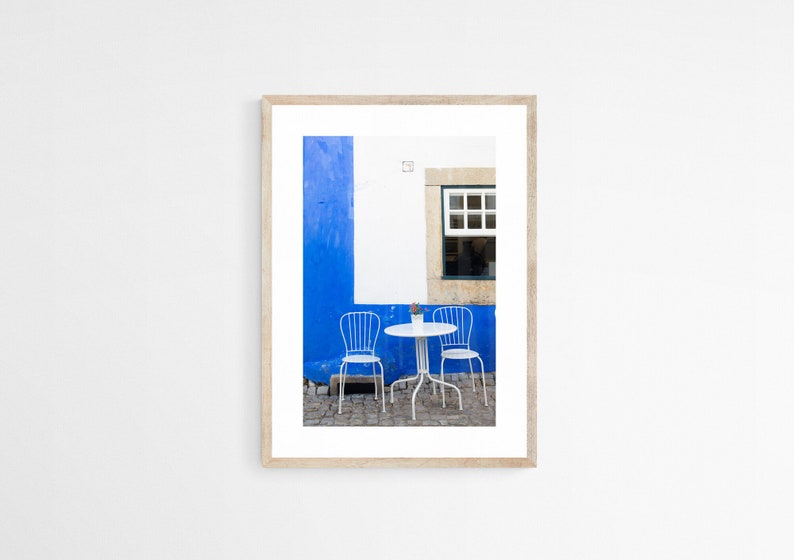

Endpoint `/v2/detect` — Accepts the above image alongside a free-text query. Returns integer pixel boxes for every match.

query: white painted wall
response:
[1,1,790,559]
[354,137,494,304]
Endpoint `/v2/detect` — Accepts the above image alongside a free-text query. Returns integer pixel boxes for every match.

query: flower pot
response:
[411,314,424,331]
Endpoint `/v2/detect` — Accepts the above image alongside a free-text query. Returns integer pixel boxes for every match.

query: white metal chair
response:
[432,306,488,407]
[338,311,386,414]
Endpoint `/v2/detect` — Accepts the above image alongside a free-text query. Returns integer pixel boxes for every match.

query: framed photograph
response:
[262,95,536,467]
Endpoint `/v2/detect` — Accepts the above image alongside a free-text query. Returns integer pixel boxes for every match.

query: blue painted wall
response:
[303,136,496,386]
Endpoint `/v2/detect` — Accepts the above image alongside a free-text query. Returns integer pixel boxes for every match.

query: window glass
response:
[443,237,495,277]
[442,187,495,278]
[485,214,496,229]
[449,194,464,210]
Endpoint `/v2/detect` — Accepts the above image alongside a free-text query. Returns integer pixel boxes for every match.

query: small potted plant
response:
[409,302,428,330]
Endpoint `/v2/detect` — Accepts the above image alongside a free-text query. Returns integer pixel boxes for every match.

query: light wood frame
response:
[262,95,536,467]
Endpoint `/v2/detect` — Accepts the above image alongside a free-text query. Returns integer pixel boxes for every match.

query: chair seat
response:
[342,354,381,364]
[441,348,480,360]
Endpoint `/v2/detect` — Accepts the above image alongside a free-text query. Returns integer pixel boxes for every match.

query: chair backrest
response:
[339,311,380,356]
[432,306,474,349]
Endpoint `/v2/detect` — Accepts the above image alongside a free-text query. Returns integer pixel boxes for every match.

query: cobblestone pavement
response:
[303,373,495,426]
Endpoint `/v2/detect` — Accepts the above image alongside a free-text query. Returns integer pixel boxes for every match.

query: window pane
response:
[449,194,463,210]
[449,214,464,229]
[485,194,496,209]
[467,214,482,229]
[443,236,495,278]
[485,214,496,229]
[467,194,482,210]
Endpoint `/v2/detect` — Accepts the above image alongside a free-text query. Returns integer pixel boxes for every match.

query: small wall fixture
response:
[402,161,414,172]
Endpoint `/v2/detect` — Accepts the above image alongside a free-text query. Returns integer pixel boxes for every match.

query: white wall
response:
[354,136,494,304]
[1,1,791,559]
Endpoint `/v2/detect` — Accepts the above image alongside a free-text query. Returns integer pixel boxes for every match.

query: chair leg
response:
[469,358,476,393]
[372,362,378,402]
[337,362,347,414]
[378,362,385,413]
[477,356,487,406]
[440,358,446,409]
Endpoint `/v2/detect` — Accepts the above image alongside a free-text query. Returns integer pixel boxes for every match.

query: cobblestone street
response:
[303,373,496,426]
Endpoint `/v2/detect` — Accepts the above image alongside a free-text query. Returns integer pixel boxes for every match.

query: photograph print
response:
[301,136,497,427]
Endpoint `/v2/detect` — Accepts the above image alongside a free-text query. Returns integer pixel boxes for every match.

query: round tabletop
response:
[384,322,456,338]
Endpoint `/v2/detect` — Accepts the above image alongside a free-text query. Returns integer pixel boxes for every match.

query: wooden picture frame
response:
[262,95,536,467]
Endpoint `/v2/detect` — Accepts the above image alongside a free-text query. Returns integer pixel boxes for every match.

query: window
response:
[442,187,495,278]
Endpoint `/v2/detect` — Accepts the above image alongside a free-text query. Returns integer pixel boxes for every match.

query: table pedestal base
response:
[390,336,462,420]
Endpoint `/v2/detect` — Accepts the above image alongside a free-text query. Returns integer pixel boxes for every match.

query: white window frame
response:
[443,187,496,236]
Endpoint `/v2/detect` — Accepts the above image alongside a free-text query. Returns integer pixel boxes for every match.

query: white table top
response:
[384,322,456,338]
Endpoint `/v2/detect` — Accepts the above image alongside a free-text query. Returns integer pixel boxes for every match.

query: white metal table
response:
[384,321,461,420]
